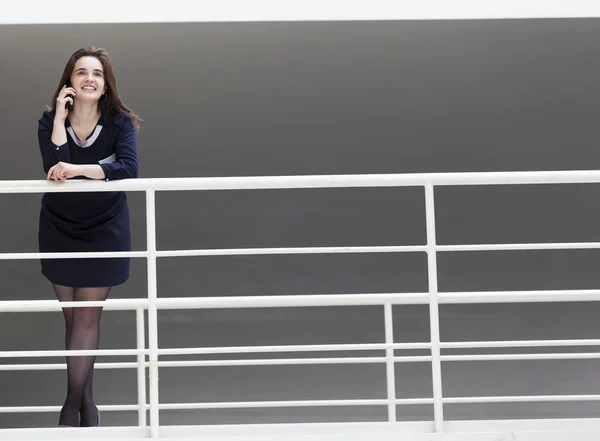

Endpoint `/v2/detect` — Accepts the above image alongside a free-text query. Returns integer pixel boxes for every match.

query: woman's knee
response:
[72,307,102,330]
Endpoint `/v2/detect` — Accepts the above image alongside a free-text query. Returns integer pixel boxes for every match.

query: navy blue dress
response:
[37,109,139,287]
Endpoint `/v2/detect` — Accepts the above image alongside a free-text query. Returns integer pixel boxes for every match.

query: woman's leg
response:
[54,284,100,426]
[53,284,78,426]
[52,284,75,350]
[59,286,111,427]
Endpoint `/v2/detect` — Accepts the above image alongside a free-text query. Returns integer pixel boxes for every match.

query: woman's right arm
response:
[51,119,67,146]
[38,86,75,173]
[38,115,71,174]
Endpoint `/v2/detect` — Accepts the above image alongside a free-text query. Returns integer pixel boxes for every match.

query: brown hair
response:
[50,46,142,129]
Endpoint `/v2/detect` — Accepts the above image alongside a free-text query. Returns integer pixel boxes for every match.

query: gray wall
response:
[1,19,600,428]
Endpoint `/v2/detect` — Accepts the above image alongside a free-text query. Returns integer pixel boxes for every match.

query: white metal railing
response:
[1,171,600,439]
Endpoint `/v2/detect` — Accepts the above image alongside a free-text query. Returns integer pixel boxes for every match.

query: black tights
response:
[53,284,111,427]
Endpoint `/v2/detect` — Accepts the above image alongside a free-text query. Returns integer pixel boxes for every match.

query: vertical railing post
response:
[384,303,396,422]
[424,183,444,432]
[136,307,147,427]
[146,189,160,437]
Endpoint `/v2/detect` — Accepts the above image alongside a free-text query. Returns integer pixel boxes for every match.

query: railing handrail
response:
[3,169,600,194]
[4,288,600,313]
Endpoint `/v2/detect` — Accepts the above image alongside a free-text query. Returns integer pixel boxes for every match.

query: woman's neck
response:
[69,102,101,125]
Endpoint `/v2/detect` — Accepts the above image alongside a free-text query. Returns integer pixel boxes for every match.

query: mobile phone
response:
[65,81,74,110]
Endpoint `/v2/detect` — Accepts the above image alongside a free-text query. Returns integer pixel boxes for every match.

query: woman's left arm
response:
[98,117,139,181]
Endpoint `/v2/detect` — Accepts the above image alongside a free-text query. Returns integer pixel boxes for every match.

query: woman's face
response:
[69,56,107,104]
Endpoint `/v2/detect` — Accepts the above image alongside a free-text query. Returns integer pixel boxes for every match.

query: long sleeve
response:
[99,116,139,181]
[38,112,71,174]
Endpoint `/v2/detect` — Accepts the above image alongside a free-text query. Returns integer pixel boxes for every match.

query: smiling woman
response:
[36,46,141,428]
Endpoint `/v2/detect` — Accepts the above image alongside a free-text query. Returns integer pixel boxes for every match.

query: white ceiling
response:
[1,0,600,25]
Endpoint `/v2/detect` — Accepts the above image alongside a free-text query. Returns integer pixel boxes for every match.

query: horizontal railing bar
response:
[6,396,600,414]
[2,242,598,261]
[442,353,600,361]
[158,399,389,410]
[159,357,386,367]
[394,398,434,406]
[0,251,147,260]
[159,342,429,356]
[0,362,139,371]
[442,339,600,349]
[0,354,424,372]
[0,349,146,358]
[393,356,432,363]
[4,289,600,314]
[3,171,600,194]
[158,242,600,258]
[13,351,600,371]
[438,242,600,252]
[155,294,429,309]
[444,395,600,404]
[439,290,600,304]
[157,246,426,257]
[3,242,600,261]
[3,243,600,261]
[159,398,433,410]
[0,298,148,312]
[4,351,594,367]
[154,291,600,308]
[0,294,429,313]
[0,404,141,413]
[0,294,426,314]
[159,356,431,367]
[153,356,429,368]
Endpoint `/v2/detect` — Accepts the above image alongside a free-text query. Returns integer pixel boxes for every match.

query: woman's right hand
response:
[54,85,77,122]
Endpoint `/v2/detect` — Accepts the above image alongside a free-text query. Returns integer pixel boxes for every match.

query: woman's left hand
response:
[47,162,81,182]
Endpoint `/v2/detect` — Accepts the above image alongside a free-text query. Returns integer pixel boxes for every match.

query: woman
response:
[37,47,141,427]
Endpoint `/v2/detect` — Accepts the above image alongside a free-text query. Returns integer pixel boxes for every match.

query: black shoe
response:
[79,405,100,427]
[58,406,79,427]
